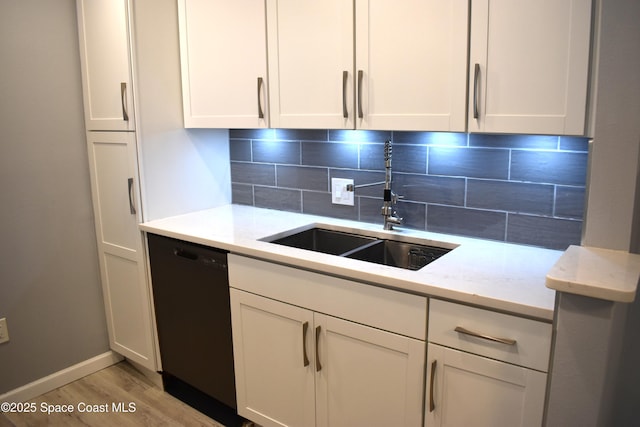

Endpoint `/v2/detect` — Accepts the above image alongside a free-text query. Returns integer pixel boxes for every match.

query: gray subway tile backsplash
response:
[329,129,391,143]
[466,180,555,216]
[229,138,251,161]
[510,151,588,186]
[429,147,510,179]
[254,186,301,212]
[231,183,253,205]
[301,141,359,168]
[230,162,275,186]
[507,214,582,248]
[555,186,586,219]
[277,165,328,192]
[394,173,466,206]
[275,128,329,142]
[394,131,467,146]
[303,191,358,220]
[230,129,588,250]
[253,140,301,164]
[428,205,507,241]
[469,133,559,150]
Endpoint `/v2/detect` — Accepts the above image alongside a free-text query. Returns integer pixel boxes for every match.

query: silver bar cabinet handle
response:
[315,325,322,372]
[120,82,129,122]
[454,326,516,346]
[127,178,136,215]
[429,360,437,412]
[302,321,310,367]
[342,70,348,119]
[257,77,264,119]
[473,63,480,119]
[357,70,364,119]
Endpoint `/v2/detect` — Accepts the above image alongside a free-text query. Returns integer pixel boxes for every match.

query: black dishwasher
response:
[148,234,242,425]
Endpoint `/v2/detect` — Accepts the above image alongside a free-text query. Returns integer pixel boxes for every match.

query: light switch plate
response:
[331,178,354,206]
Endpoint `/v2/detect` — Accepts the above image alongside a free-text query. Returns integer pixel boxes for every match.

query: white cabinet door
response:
[468,0,592,135]
[266,0,354,129]
[267,0,468,131]
[178,0,269,128]
[230,289,316,427]
[355,0,468,131]
[425,343,547,427]
[87,131,156,370]
[88,133,140,252]
[76,0,135,131]
[315,313,425,427]
[230,288,426,427]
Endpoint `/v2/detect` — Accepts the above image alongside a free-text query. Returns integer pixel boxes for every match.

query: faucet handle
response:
[391,191,404,204]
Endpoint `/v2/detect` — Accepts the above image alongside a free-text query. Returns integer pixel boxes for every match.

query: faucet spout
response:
[344,140,402,230]
[381,140,402,230]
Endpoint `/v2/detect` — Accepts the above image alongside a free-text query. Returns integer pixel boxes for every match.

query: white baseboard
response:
[0,351,123,403]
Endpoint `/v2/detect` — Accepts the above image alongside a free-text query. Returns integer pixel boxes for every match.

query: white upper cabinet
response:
[468,0,592,135]
[354,0,468,131]
[266,0,354,129]
[267,0,469,131]
[178,0,269,128]
[76,0,135,131]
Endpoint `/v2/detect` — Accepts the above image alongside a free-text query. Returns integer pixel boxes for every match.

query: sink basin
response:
[268,228,377,255]
[265,226,455,270]
[345,239,450,270]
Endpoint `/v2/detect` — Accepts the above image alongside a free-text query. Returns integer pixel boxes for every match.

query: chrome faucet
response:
[381,140,403,230]
[346,140,403,230]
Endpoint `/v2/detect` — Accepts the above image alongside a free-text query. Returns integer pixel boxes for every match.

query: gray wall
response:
[0,1,109,393]
[583,0,640,252]
[547,0,640,425]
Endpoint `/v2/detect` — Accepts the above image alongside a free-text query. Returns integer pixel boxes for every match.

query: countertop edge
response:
[139,206,558,322]
[545,245,640,303]
[224,244,556,321]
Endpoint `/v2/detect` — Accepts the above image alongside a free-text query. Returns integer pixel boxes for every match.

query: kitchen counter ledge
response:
[140,205,561,321]
[546,245,640,302]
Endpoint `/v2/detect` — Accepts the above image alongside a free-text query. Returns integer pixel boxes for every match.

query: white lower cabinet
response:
[425,299,552,427]
[230,290,315,427]
[230,289,425,427]
[86,131,156,370]
[228,254,427,427]
[425,344,547,427]
[315,313,425,427]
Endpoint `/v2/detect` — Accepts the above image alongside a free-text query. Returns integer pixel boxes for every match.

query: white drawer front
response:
[228,254,428,340]
[429,299,552,371]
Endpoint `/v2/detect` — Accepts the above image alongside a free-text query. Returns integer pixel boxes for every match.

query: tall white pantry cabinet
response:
[76,0,157,371]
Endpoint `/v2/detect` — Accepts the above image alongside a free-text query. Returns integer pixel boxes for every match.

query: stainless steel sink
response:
[345,239,450,270]
[268,228,377,255]
[265,226,455,270]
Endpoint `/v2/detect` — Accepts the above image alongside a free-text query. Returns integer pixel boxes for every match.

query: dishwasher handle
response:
[173,247,228,270]
[174,248,198,261]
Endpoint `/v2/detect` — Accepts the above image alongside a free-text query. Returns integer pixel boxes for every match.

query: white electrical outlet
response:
[0,317,9,344]
[331,178,354,206]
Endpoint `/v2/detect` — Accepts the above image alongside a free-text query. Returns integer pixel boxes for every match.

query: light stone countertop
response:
[546,245,640,302]
[140,204,561,321]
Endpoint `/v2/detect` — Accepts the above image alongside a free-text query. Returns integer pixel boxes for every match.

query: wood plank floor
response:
[0,362,227,427]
